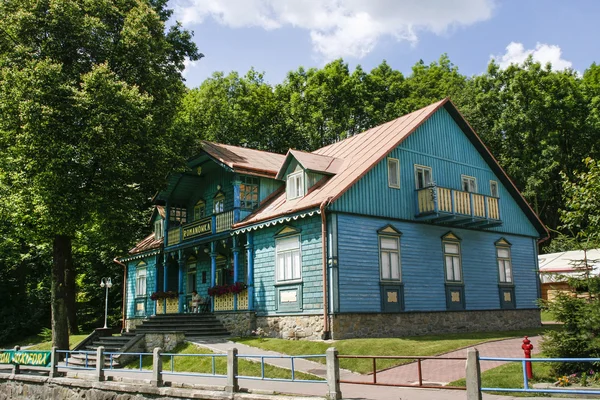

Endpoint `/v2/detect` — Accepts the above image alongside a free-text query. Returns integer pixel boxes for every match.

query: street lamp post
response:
[100,277,112,329]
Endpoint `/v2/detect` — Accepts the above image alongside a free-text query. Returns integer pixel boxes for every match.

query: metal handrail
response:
[236,353,327,383]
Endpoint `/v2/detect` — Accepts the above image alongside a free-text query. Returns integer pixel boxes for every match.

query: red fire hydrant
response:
[522,336,534,379]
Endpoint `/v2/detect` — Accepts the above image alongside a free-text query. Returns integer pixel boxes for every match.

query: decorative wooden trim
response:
[377,224,402,236]
[441,231,461,241]
[274,225,302,238]
[495,237,512,246]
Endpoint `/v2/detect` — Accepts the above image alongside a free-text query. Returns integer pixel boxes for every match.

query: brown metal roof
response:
[275,150,343,179]
[129,233,162,255]
[201,141,286,177]
[235,99,446,228]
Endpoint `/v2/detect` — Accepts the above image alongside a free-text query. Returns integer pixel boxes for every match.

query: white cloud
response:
[182,59,198,77]
[493,42,573,70]
[172,0,495,60]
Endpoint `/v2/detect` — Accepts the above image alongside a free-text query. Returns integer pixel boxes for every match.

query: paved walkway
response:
[188,335,542,386]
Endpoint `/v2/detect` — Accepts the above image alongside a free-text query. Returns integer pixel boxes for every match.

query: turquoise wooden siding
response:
[126,262,136,318]
[331,108,540,238]
[126,257,157,318]
[186,167,235,219]
[336,213,539,313]
[259,177,283,202]
[253,215,323,315]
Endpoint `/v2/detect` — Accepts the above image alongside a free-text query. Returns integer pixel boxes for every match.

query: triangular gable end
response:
[274,225,301,237]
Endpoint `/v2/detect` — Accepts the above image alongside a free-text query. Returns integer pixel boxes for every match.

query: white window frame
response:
[213,193,225,213]
[154,219,163,240]
[497,245,513,283]
[387,158,400,189]
[379,235,401,281]
[443,240,462,283]
[194,199,206,220]
[461,175,477,193]
[490,180,499,197]
[136,264,147,297]
[275,234,302,283]
[286,172,305,200]
[414,165,433,189]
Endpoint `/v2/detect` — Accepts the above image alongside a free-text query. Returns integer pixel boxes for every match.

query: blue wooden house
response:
[118,99,547,339]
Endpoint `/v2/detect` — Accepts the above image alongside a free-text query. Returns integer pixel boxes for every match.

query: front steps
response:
[67,332,138,368]
[132,313,229,337]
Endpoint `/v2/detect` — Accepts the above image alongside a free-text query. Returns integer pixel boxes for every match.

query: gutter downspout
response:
[113,258,127,332]
[320,197,333,340]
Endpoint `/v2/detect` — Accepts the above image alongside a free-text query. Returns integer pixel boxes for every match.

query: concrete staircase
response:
[68,332,138,368]
[132,313,229,337]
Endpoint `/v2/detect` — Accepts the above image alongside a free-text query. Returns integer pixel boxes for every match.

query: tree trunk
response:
[52,235,70,350]
[65,250,79,335]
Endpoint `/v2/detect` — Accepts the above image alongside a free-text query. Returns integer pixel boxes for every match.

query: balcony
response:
[415,186,502,228]
[167,210,235,247]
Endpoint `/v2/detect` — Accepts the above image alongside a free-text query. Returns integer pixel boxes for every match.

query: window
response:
[154,219,163,240]
[461,175,477,192]
[286,172,305,200]
[240,176,260,209]
[388,158,400,189]
[136,263,147,297]
[213,192,225,213]
[276,235,301,282]
[414,165,433,189]
[490,180,499,197]
[169,207,187,225]
[497,245,513,283]
[380,236,401,281]
[193,200,205,220]
[187,261,197,293]
[443,241,462,282]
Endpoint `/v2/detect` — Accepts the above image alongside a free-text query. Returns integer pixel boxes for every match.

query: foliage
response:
[207,282,247,297]
[0,0,199,347]
[540,288,600,375]
[150,291,179,301]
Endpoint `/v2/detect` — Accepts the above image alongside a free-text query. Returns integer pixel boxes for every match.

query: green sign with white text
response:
[0,350,51,367]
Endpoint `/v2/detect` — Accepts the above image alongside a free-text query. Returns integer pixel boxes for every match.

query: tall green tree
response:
[0,0,199,349]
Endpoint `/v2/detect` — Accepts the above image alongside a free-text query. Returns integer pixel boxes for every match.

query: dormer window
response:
[286,172,304,200]
[214,192,225,213]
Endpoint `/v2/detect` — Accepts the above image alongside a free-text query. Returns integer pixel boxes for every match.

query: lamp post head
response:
[100,277,112,288]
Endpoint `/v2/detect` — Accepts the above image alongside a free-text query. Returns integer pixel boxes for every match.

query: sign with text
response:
[0,350,51,367]
[182,218,212,240]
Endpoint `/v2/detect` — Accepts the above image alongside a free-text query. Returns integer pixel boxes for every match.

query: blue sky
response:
[169,1,599,88]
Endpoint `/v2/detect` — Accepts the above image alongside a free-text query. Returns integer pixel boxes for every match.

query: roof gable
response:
[231,99,546,238]
[275,149,343,180]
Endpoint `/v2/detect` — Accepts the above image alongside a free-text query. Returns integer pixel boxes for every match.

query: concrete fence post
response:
[95,346,105,382]
[49,346,59,378]
[466,348,482,400]
[226,347,239,393]
[152,347,163,387]
[326,347,342,400]
[12,346,20,375]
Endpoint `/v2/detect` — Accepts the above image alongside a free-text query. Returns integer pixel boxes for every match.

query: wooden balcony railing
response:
[415,186,500,222]
[166,209,236,247]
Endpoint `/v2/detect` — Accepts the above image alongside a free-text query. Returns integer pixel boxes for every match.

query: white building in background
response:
[539,249,600,300]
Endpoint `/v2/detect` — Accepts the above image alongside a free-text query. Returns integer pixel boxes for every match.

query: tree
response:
[0,0,199,349]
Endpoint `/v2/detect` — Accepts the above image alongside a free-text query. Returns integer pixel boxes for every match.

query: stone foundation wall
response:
[125,318,146,332]
[330,308,542,339]
[256,314,324,340]
[144,332,184,352]
[214,312,256,337]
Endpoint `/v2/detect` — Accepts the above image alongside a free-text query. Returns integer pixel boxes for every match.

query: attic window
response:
[154,219,163,240]
[287,172,304,200]
[388,158,400,189]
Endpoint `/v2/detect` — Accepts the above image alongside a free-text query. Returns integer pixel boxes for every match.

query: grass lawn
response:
[124,342,324,381]
[450,355,555,397]
[541,310,556,323]
[233,326,560,374]
[2,333,90,351]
